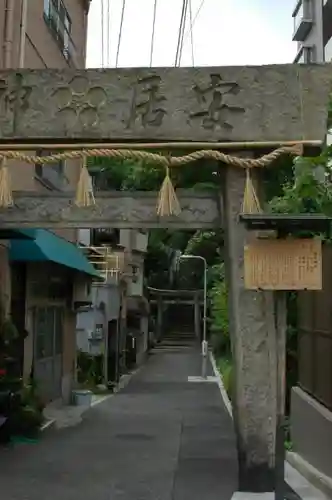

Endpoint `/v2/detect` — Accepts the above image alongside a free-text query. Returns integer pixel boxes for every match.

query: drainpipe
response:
[3,0,15,68]
[18,0,28,68]
[82,8,88,66]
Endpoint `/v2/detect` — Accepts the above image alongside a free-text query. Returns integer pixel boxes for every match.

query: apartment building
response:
[0,0,98,404]
[291,0,332,487]
[292,0,332,62]
[77,227,149,383]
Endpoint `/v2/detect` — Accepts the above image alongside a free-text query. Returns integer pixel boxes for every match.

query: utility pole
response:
[179,254,208,378]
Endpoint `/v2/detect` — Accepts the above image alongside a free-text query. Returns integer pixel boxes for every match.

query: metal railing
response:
[80,246,131,283]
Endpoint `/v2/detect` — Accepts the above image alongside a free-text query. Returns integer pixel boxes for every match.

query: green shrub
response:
[209,269,230,357]
[217,357,233,400]
[77,350,103,386]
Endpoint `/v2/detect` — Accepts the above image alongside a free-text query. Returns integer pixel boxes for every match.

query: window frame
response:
[35,149,67,191]
[43,0,74,62]
[294,44,315,64]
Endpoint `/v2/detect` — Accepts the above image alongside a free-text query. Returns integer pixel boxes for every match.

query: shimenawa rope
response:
[0,143,303,215]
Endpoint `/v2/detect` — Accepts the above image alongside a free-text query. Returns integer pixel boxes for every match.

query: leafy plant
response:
[208,263,230,358]
[269,156,332,219]
[77,350,103,387]
[218,356,232,389]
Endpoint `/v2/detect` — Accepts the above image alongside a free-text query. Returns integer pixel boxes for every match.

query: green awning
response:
[9,229,102,279]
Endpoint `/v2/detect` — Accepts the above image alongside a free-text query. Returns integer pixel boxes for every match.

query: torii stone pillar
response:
[223,163,277,492]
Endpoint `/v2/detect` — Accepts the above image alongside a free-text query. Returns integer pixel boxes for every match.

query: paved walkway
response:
[0,343,237,500]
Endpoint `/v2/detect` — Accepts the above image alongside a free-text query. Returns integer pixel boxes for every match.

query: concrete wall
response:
[119,229,148,254]
[136,316,148,365]
[78,229,91,246]
[135,231,148,253]
[291,386,332,479]
[128,253,144,297]
[119,229,147,298]
[76,283,120,355]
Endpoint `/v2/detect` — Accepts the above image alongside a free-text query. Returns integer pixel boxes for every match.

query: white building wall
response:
[76,283,121,354]
[78,229,91,246]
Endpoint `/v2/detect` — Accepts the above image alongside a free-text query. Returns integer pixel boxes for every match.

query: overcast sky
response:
[86,0,296,68]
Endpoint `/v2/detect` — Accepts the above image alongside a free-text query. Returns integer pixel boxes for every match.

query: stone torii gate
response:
[0,64,331,493]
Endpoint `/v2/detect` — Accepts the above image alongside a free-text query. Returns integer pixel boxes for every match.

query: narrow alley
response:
[0,340,237,500]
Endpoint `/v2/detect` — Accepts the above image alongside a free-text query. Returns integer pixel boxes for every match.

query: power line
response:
[178,0,189,66]
[188,0,195,66]
[116,0,127,68]
[183,0,205,46]
[174,0,186,66]
[174,0,188,67]
[150,0,158,67]
[101,0,105,67]
[107,0,110,66]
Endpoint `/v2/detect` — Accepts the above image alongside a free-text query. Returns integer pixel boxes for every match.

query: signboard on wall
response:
[244,238,322,290]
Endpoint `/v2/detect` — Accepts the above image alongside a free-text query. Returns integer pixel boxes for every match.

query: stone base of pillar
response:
[231,493,276,500]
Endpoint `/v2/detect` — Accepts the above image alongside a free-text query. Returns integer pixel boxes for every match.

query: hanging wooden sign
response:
[244,239,322,290]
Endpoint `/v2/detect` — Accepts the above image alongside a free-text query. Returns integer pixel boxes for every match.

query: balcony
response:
[80,246,131,284]
[294,44,315,63]
[292,0,313,42]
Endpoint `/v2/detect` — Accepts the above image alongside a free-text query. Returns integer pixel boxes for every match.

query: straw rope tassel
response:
[156,165,181,217]
[241,168,262,214]
[75,158,95,207]
[0,157,13,208]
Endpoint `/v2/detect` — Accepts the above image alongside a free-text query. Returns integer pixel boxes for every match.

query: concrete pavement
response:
[0,343,237,500]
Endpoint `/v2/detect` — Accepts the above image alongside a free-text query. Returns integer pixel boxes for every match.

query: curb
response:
[39,362,144,433]
[209,351,232,417]
[287,451,332,499]
[40,418,56,433]
[113,362,144,393]
[90,393,113,408]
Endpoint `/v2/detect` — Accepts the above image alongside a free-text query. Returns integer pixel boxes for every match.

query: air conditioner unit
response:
[72,276,92,310]
[87,325,104,341]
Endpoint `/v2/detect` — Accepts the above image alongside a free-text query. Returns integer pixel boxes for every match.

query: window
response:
[43,0,75,62]
[294,45,315,64]
[35,149,67,190]
[34,307,64,360]
[293,1,305,32]
[131,265,140,283]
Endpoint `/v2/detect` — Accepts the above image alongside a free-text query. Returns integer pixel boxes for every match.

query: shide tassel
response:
[75,158,95,207]
[241,167,262,214]
[0,156,13,208]
[156,165,181,217]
